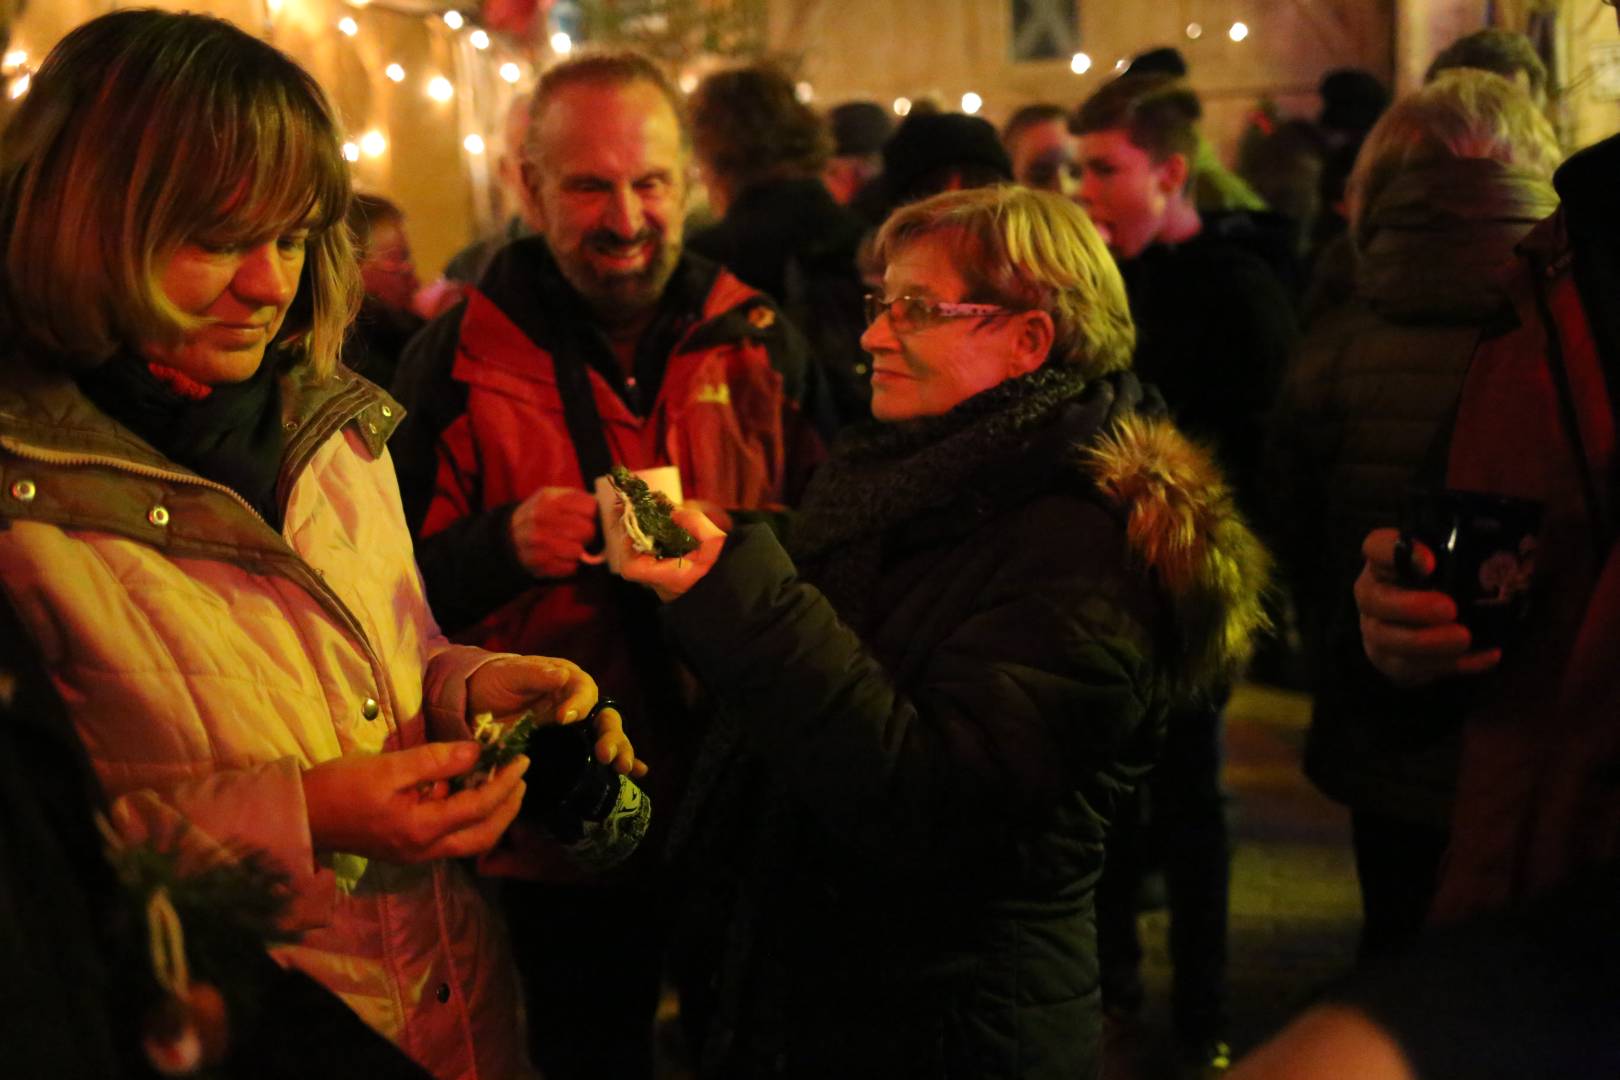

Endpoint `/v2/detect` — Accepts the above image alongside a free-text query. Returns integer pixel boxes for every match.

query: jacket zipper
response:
[0,433,403,735]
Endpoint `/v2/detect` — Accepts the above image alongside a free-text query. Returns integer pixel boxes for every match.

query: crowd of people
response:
[0,6,1617,1080]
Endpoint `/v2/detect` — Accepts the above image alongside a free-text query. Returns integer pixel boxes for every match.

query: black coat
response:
[1269,158,1557,826]
[659,369,1271,1078]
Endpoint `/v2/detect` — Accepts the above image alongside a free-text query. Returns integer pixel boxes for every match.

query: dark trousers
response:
[500,878,668,1080]
[1349,809,1449,960]
[1098,697,1230,1046]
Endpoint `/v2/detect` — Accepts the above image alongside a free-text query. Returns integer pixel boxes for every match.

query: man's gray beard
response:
[561,244,681,329]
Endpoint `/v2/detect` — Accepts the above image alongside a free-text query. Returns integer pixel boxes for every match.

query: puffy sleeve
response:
[662,509,1163,874]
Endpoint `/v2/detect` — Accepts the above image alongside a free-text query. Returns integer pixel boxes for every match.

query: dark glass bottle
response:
[522,701,650,869]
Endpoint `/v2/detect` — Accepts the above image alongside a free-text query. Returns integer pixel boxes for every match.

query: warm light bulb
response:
[3,49,28,73]
[338,16,358,36]
[428,76,454,102]
[1229,21,1250,42]
[464,134,486,155]
[265,0,283,15]
[1114,57,1128,72]
[961,92,982,115]
[7,73,29,100]
[550,31,573,55]
[499,62,522,84]
[385,63,405,83]
[893,96,911,116]
[795,81,813,104]
[443,10,464,30]
[1070,52,1092,75]
[1186,22,1204,39]
[678,71,699,94]
[360,130,387,157]
[342,141,361,163]
[470,29,490,50]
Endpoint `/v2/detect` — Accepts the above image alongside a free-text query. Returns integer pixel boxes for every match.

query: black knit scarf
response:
[76,351,288,529]
[787,364,1132,629]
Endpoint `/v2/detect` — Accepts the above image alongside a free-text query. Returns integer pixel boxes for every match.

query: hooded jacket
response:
[654,368,1270,1079]
[0,353,530,1079]
[1270,157,1558,826]
[1428,136,1620,920]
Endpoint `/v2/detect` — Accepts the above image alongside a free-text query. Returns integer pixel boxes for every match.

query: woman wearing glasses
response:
[617,185,1270,1078]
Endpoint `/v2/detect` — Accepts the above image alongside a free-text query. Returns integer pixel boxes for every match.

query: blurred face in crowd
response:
[1077,128,1188,259]
[525,78,688,326]
[860,232,1047,422]
[141,223,309,385]
[359,216,420,313]
[1009,118,1081,200]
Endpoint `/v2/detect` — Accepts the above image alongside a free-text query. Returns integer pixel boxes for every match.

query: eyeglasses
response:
[864,293,1020,332]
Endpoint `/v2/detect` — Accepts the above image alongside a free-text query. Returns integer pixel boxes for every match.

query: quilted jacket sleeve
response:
[662,514,1161,872]
[104,758,340,932]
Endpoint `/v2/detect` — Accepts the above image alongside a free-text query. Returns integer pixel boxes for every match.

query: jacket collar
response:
[0,349,401,543]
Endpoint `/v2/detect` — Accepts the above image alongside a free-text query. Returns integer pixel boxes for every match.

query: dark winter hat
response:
[880,112,1013,206]
[1318,68,1389,132]
[1127,46,1189,78]
[829,100,894,157]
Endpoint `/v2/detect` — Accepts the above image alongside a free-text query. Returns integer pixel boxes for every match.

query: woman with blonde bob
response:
[0,11,641,1077]
[1271,68,1562,959]
[613,185,1270,1079]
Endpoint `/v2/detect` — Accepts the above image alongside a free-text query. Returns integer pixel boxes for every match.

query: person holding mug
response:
[615,185,1271,1079]
[0,12,638,1077]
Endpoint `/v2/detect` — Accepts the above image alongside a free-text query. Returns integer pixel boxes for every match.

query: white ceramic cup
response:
[587,465,683,573]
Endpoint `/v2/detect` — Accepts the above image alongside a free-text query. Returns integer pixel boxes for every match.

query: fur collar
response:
[788,365,1270,698]
[1086,414,1272,697]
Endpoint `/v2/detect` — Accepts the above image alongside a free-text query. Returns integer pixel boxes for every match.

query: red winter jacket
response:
[1433,145,1620,918]
[390,242,826,875]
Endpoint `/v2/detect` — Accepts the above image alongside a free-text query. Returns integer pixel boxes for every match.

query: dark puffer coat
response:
[1269,157,1557,826]
[659,368,1270,1078]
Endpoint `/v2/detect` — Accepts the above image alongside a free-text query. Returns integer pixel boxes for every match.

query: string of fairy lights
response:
[2,1,560,179]
[2,5,1261,137]
[901,17,1255,120]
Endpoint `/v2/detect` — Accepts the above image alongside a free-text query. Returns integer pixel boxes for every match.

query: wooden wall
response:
[768,0,1396,170]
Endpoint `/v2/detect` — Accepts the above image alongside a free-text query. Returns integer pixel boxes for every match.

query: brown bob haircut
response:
[689,63,832,191]
[1073,73,1202,164]
[0,9,359,375]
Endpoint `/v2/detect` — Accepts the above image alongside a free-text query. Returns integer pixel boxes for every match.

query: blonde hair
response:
[872,186,1136,377]
[1347,69,1562,242]
[0,10,360,375]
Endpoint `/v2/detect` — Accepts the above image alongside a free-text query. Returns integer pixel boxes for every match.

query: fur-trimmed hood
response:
[1085,412,1273,698]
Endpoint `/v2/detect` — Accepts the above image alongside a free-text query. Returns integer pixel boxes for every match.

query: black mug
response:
[1394,488,1543,652]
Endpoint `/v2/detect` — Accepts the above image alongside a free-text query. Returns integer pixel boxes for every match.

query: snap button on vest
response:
[147,506,170,527]
[435,982,451,1004]
[361,697,380,721]
[9,479,36,502]
[381,405,394,418]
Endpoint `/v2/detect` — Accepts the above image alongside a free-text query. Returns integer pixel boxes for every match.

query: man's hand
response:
[1355,528,1500,686]
[303,743,528,862]
[510,486,599,579]
[616,506,728,603]
[468,654,598,726]
[589,705,650,779]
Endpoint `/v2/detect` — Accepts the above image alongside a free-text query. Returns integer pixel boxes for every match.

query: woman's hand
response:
[302,742,528,862]
[467,654,598,726]
[1355,528,1500,686]
[616,506,728,602]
